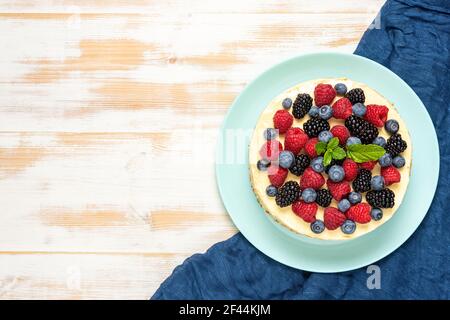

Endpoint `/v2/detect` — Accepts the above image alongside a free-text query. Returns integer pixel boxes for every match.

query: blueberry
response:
[257,159,270,171]
[278,151,294,169]
[379,153,392,167]
[392,155,406,168]
[346,136,361,146]
[371,208,383,221]
[385,119,399,134]
[318,130,333,143]
[328,165,345,182]
[334,83,347,95]
[338,199,351,212]
[266,185,278,197]
[302,188,317,203]
[308,105,319,117]
[348,191,362,204]
[319,105,333,120]
[371,175,385,191]
[341,220,356,234]
[310,220,325,234]
[282,98,292,110]
[372,136,386,147]
[311,157,324,173]
[263,128,278,140]
[352,103,367,117]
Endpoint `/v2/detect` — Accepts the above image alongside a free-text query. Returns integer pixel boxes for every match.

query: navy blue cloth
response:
[152,0,450,299]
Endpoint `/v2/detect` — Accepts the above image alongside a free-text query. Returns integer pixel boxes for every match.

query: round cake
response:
[249,78,411,240]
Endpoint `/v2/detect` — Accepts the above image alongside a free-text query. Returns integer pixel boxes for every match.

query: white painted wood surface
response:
[0,0,384,299]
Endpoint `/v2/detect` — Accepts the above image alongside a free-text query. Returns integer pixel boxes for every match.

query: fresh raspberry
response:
[267,165,288,187]
[284,127,308,154]
[346,203,371,224]
[359,161,377,170]
[381,166,401,186]
[330,125,350,145]
[342,158,358,181]
[324,207,346,230]
[273,110,293,134]
[314,84,336,107]
[364,105,389,127]
[332,97,353,119]
[259,140,283,161]
[326,180,351,201]
[292,201,318,223]
[304,138,319,158]
[300,167,325,190]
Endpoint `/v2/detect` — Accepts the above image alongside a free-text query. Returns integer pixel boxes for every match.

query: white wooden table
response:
[0,0,384,299]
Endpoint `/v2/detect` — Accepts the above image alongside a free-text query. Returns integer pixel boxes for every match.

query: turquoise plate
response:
[215,52,439,272]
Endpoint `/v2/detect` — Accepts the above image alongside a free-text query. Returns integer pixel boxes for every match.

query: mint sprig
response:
[347,144,385,163]
[315,137,346,166]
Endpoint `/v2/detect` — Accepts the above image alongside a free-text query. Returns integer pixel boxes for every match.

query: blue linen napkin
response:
[152,0,450,299]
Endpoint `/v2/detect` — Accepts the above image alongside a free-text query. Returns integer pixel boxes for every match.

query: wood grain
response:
[0,0,384,299]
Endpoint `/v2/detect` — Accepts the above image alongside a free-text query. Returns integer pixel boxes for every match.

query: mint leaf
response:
[323,149,333,166]
[327,137,339,150]
[315,142,327,155]
[332,147,346,160]
[347,144,386,163]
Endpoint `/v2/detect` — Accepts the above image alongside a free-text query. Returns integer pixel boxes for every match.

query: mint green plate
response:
[215,52,439,272]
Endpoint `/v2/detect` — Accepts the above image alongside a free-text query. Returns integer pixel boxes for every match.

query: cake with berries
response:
[249,78,411,240]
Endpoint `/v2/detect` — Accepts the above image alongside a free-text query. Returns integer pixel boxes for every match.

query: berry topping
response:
[284,127,308,154]
[366,188,395,208]
[268,165,288,188]
[345,88,365,105]
[305,138,319,158]
[348,191,362,204]
[275,181,301,207]
[345,115,379,144]
[310,219,325,234]
[289,154,311,176]
[257,159,271,171]
[385,133,407,157]
[292,93,313,119]
[371,208,383,221]
[282,97,292,110]
[338,199,351,213]
[278,150,295,169]
[318,105,333,120]
[341,219,356,234]
[324,207,346,230]
[392,155,406,168]
[314,84,336,106]
[327,179,351,201]
[303,117,330,138]
[379,153,393,167]
[352,103,367,117]
[308,106,319,117]
[328,165,345,182]
[352,168,372,193]
[342,158,358,181]
[273,109,293,134]
[259,140,283,161]
[334,83,347,96]
[347,203,371,224]
[324,159,345,174]
[372,136,386,147]
[381,166,401,186]
[359,160,377,170]
[292,201,318,223]
[263,128,278,140]
[330,125,350,145]
[332,97,353,119]
[301,188,317,203]
[266,185,278,197]
[315,189,333,207]
[346,136,362,146]
[318,130,334,143]
[364,104,389,127]
[311,156,324,173]
[385,119,399,134]
[371,175,385,191]
[300,167,326,190]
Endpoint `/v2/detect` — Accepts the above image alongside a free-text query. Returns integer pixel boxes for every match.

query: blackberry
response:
[324,159,344,174]
[292,93,313,119]
[289,154,310,176]
[385,133,407,157]
[366,188,395,208]
[275,181,301,207]
[345,115,379,144]
[345,88,365,105]
[352,168,372,193]
[303,117,330,138]
[315,189,332,207]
